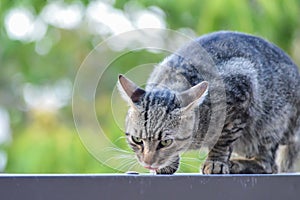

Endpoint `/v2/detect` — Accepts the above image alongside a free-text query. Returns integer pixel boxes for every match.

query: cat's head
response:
[118,75,208,172]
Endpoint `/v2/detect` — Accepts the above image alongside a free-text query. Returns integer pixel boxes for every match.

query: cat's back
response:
[200,31,299,85]
[148,31,300,104]
[197,31,300,106]
[196,31,295,67]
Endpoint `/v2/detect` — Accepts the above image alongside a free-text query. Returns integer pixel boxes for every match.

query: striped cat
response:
[118,31,300,174]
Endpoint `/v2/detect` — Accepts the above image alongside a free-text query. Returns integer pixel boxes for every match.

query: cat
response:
[118,31,300,174]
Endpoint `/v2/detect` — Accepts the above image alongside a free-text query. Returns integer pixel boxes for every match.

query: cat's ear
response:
[118,74,145,106]
[178,81,208,111]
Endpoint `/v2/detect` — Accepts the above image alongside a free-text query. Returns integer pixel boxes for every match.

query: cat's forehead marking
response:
[134,90,174,139]
[142,90,178,110]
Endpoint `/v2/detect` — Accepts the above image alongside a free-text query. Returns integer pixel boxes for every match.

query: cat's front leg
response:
[202,119,246,174]
[202,145,232,174]
[156,156,180,174]
[202,160,230,174]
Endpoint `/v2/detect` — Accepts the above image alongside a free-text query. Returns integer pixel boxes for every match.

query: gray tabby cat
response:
[118,31,300,174]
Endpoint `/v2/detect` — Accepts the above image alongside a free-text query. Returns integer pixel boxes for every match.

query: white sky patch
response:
[0,151,7,172]
[23,79,72,112]
[86,1,134,35]
[5,2,167,43]
[41,1,84,29]
[0,108,11,144]
[86,1,167,51]
[4,8,47,42]
[134,9,166,29]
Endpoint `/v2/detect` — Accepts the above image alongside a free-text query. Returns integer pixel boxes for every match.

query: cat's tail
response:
[276,115,300,172]
[276,141,300,172]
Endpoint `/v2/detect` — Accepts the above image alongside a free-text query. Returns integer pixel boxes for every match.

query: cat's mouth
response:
[144,165,158,170]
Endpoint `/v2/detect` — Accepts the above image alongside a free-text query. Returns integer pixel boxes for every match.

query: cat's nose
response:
[143,156,154,166]
[143,151,155,166]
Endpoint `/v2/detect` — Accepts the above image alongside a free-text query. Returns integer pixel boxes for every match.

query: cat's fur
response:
[118,31,300,174]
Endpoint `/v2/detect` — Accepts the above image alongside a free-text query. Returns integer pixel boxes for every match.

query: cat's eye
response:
[160,139,173,147]
[131,136,143,145]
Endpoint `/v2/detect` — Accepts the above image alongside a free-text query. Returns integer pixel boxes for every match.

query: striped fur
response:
[118,31,300,174]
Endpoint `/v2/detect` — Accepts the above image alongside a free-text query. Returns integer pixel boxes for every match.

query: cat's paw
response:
[202,160,229,174]
[156,166,177,174]
[156,156,180,175]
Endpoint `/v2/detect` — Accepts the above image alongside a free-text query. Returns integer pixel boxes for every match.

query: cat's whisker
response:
[116,155,135,159]
[102,146,133,154]
[101,153,135,168]
[113,136,127,143]
[117,159,138,172]
[113,156,136,162]
[175,166,184,173]
[112,153,135,158]
[106,155,136,171]
[180,161,199,171]
[182,152,207,161]
[102,146,131,153]
[181,157,203,162]
[101,157,120,167]
[126,162,140,172]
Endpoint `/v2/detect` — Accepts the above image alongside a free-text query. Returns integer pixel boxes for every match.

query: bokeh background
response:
[1,0,300,173]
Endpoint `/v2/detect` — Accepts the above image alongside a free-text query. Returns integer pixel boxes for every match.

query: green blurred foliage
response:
[115,0,300,51]
[5,111,114,173]
[0,0,300,173]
